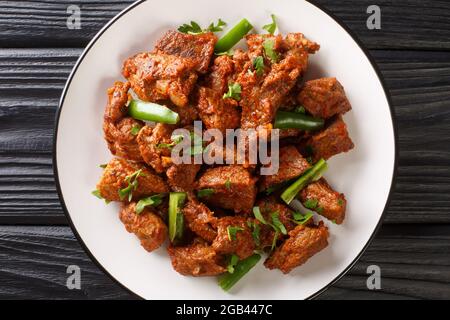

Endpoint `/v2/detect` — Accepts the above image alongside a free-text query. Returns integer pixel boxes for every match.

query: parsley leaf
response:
[227,226,244,241]
[247,220,261,247]
[179,19,227,35]
[197,188,215,198]
[225,179,232,190]
[292,212,314,225]
[130,125,141,136]
[303,199,319,210]
[206,19,227,33]
[178,21,203,35]
[271,212,287,235]
[118,169,145,201]
[92,190,102,199]
[262,14,278,35]
[338,199,344,206]
[271,230,279,251]
[253,56,265,76]
[223,83,242,101]
[99,164,107,169]
[263,38,279,62]
[157,134,184,150]
[136,194,165,214]
[227,254,240,274]
[295,106,306,114]
[253,206,269,225]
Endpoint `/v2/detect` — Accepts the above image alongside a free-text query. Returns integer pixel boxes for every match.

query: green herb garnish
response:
[295,106,306,114]
[178,19,227,35]
[292,212,314,225]
[223,83,242,101]
[262,14,277,35]
[252,56,265,76]
[225,178,232,190]
[227,226,244,241]
[227,254,240,274]
[99,164,107,169]
[303,199,319,210]
[271,212,287,235]
[263,38,279,62]
[338,199,344,206]
[197,188,215,198]
[118,169,145,201]
[135,194,165,214]
[130,125,141,136]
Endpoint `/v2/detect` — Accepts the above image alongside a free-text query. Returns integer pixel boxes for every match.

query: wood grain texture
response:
[0,0,450,50]
[0,225,448,299]
[1,48,449,224]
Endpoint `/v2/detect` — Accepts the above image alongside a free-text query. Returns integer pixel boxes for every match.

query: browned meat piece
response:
[298,78,351,119]
[246,34,283,61]
[259,146,311,191]
[212,216,255,260]
[206,55,235,94]
[255,197,298,249]
[103,82,144,162]
[238,49,309,129]
[166,163,201,192]
[264,222,329,274]
[197,87,241,134]
[154,30,217,74]
[170,103,199,126]
[283,33,320,54]
[168,241,226,276]
[303,116,354,162]
[299,178,346,224]
[232,49,251,75]
[122,52,198,107]
[137,124,175,173]
[119,202,167,252]
[96,158,169,202]
[197,166,257,213]
[182,199,218,242]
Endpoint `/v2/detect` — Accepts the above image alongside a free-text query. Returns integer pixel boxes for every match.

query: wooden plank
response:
[1,48,449,224]
[0,1,450,50]
[0,225,448,299]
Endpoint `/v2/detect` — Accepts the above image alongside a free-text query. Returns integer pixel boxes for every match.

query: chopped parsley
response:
[271,212,287,235]
[253,207,268,225]
[303,199,319,210]
[92,190,110,204]
[118,169,145,201]
[247,220,261,247]
[227,254,240,274]
[316,206,324,214]
[135,194,165,214]
[178,19,227,35]
[223,83,242,101]
[225,179,232,190]
[197,188,215,198]
[263,38,279,62]
[262,14,278,35]
[130,125,141,136]
[157,134,184,150]
[227,226,244,241]
[338,199,344,206]
[99,164,107,169]
[292,212,314,225]
[295,106,306,114]
[252,56,265,76]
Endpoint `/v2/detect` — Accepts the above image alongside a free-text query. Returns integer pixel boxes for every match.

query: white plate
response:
[54,0,396,300]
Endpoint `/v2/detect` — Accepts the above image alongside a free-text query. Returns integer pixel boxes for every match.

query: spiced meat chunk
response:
[259,145,311,191]
[168,241,226,276]
[196,166,257,213]
[298,78,351,119]
[212,216,255,260]
[154,30,217,74]
[182,199,218,242]
[96,158,169,202]
[264,222,329,274]
[119,202,167,252]
[103,81,144,162]
[302,115,354,162]
[166,163,201,192]
[122,52,198,107]
[299,178,346,224]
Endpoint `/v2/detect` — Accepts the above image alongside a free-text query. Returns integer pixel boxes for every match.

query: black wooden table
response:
[0,0,449,300]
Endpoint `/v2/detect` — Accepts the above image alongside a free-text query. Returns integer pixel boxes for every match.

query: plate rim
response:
[53,0,398,300]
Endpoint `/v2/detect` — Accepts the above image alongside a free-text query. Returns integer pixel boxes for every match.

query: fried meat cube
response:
[264,222,329,274]
[196,166,257,213]
[166,163,201,192]
[299,178,346,224]
[298,78,351,119]
[182,199,218,242]
[303,116,354,162]
[212,216,255,260]
[122,52,198,107]
[168,241,226,276]
[96,158,169,202]
[103,81,144,162]
[119,202,167,252]
[259,146,311,191]
[197,87,241,134]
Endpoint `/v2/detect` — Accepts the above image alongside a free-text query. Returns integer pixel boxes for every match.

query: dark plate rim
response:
[52,0,398,300]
